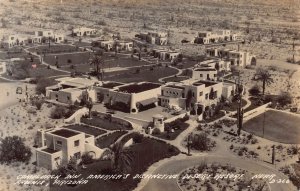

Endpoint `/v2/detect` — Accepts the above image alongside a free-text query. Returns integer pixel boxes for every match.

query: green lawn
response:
[163,76,189,83]
[243,110,300,144]
[96,131,128,149]
[44,52,151,72]
[44,52,91,66]
[27,44,78,54]
[81,116,133,131]
[50,135,180,191]
[64,124,106,137]
[105,66,178,83]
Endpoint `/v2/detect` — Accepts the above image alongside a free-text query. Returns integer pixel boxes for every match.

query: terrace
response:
[194,68,216,71]
[102,82,124,89]
[42,148,60,154]
[165,85,185,90]
[193,80,218,87]
[50,129,79,138]
[117,82,161,93]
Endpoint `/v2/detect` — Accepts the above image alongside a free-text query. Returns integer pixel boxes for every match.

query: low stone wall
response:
[92,111,133,129]
[243,102,271,121]
[64,107,89,124]
[164,112,188,123]
[124,116,150,128]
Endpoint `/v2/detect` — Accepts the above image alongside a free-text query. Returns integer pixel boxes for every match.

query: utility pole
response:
[236,71,243,136]
[271,145,275,164]
[187,134,193,156]
[262,108,266,137]
[292,37,295,64]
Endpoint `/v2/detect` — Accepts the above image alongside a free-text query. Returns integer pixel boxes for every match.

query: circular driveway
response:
[141,154,295,191]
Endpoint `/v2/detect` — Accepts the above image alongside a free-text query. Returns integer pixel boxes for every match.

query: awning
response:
[138,97,158,106]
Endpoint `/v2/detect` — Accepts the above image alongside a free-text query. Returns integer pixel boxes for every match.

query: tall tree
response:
[90,55,104,80]
[110,143,133,174]
[253,68,273,95]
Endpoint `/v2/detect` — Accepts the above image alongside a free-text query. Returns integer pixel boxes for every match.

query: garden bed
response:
[81,115,133,131]
[96,131,128,149]
[178,163,269,191]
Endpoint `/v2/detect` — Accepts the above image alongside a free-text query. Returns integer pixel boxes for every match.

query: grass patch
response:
[96,131,128,149]
[81,116,133,131]
[105,66,178,83]
[27,44,78,54]
[44,52,90,66]
[64,124,106,137]
[163,76,189,82]
[243,110,300,144]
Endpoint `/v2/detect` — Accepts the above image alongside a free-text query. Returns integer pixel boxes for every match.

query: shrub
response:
[81,153,94,165]
[277,91,292,106]
[50,106,67,119]
[133,133,144,143]
[248,85,260,96]
[191,133,214,151]
[152,128,161,135]
[0,136,32,164]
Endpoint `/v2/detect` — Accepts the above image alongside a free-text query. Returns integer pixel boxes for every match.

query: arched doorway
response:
[251,57,257,66]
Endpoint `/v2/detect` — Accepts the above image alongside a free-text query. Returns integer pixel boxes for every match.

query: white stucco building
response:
[36,128,104,170]
[206,48,256,67]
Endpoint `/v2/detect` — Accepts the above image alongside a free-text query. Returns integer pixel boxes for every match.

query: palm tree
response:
[253,68,273,95]
[110,143,133,174]
[90,55,104,80]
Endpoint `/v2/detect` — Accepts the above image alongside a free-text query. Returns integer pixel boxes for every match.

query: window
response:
[182,93,185,98]
[205,93,208,100]
[67,96,70,100]
[214,74,217,77]
[74,140,79,147]
[192,92,195,97]
[200,74,203,77]
[74,152,81,159]
[199,92,203,96]
[56,140,62,145]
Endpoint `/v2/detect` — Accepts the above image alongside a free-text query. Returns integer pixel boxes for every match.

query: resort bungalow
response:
[46,77,98,104]
[72,27,98,37]
[35,30,65,43]
[193,30,242,44]
[4,34,29,48]
[116,40,133,51]
[104,82,162,113]
[159,79,236,119]
[190,67,218,81]
[194,59,232,72]
[136,31,168,45]
[152,48,181,61]
[206,48,256,67]
[36,128,104,170]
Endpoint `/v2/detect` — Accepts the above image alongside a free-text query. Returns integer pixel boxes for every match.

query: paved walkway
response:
[158,65,182,83]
